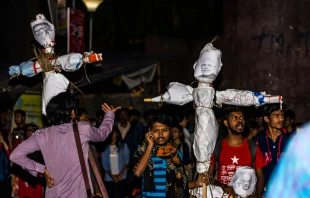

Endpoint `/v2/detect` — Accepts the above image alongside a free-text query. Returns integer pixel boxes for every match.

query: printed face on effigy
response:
[194,43,222,83]
[31,14,55,47]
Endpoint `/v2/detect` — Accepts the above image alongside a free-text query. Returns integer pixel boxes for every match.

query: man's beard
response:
[228,124,243,136]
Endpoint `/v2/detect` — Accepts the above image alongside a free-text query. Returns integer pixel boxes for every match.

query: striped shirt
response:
[142,151,183,198]
[142,157,167,198]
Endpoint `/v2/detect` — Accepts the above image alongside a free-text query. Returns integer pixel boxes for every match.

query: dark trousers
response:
[0,179,12,198]
[105,180,127,198]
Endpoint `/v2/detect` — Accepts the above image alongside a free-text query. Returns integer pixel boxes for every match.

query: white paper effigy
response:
[42,72,69,115]
[193,85,218,173]
[216,89,282,107]
[228,166,257,197]
[150,82,193,105]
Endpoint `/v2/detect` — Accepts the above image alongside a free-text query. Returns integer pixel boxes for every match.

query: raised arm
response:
[133,132,154,177]
[10,132,45,177]
[88,103,121,142]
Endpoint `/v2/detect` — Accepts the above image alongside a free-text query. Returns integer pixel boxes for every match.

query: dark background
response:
[1,0,309,123]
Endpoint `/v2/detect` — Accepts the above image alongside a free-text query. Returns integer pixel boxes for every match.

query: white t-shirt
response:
[110,145,119,175]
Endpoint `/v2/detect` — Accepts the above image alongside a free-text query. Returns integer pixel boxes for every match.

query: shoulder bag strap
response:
[73,123,92,197]
[88,149,109,198]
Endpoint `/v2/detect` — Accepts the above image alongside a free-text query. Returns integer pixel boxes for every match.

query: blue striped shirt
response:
[142,157,167,198]
[142,151,183,198]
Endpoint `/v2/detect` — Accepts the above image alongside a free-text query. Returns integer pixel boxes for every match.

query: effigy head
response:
[30,14,55,49]
[193,43,222,83]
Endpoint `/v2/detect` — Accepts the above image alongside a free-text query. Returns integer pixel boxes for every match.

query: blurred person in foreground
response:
[10,92,121,198]
[266,122,309,198]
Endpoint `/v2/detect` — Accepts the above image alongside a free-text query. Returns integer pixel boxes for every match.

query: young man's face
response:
[264,109,284,130]
[255,116,263,127]
[284,116,293,128]
[150,122,170,145]
[224,112,245,135]
[14,113,25,126]
[171,127,181,140]
[26,126,34,138]
[119,111,129,123]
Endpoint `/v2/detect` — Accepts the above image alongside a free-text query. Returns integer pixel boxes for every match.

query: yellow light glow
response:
[82,0,104,12]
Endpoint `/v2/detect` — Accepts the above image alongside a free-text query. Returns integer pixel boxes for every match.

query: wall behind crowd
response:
[214,0,310,123]
[145,0,310,123]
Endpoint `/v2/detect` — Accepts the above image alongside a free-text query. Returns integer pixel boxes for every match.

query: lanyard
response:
[265,134,283,162]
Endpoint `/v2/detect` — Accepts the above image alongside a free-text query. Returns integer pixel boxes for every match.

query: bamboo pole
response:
[203,183,207,198]
[144,98,152,102]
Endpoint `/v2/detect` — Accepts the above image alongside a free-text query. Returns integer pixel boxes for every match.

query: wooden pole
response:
[144,98,152,102]
[203,183,207,198]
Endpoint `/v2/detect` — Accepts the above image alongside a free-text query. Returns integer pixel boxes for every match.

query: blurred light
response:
[82,0,104,12]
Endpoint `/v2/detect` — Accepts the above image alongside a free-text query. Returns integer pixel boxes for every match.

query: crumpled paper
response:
[228,166,257,197]
[42,72,69,115]
[150,82,193,105]
[216,89,282,107]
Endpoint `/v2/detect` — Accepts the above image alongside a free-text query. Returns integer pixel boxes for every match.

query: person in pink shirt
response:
[10,92,121,198]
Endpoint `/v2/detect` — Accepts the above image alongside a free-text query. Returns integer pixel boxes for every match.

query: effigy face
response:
[30,14,55,48]
[193,43,222,83]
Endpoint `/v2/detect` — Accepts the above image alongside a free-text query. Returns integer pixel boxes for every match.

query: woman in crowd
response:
[102,126,130,198]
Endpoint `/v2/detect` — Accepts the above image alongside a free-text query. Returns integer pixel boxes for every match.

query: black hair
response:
[14,109,26,117]
[25,123,39,131]
[222,105,246,121]
[76,107,88,121]
[0,107,8,114]
[171,124,184,142]
[261,103,287,117]
[104,126,124,151]
[148,114,171,129]
[96,109,105,118]
[243,119,259,138]
[46,92,79,126]
[118,108,129,115]
[128,109,141,117]
[171,115,187,126]
[285,109,295,120]
[144,109,157,119]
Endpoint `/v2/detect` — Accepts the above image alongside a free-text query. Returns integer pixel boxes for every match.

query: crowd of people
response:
[0,92,303,198]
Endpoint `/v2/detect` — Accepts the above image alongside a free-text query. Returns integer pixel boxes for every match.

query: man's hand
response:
[44,168,56,188]
[145,132,154,148]
[223,185,235,197]
[101,103,121,113]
